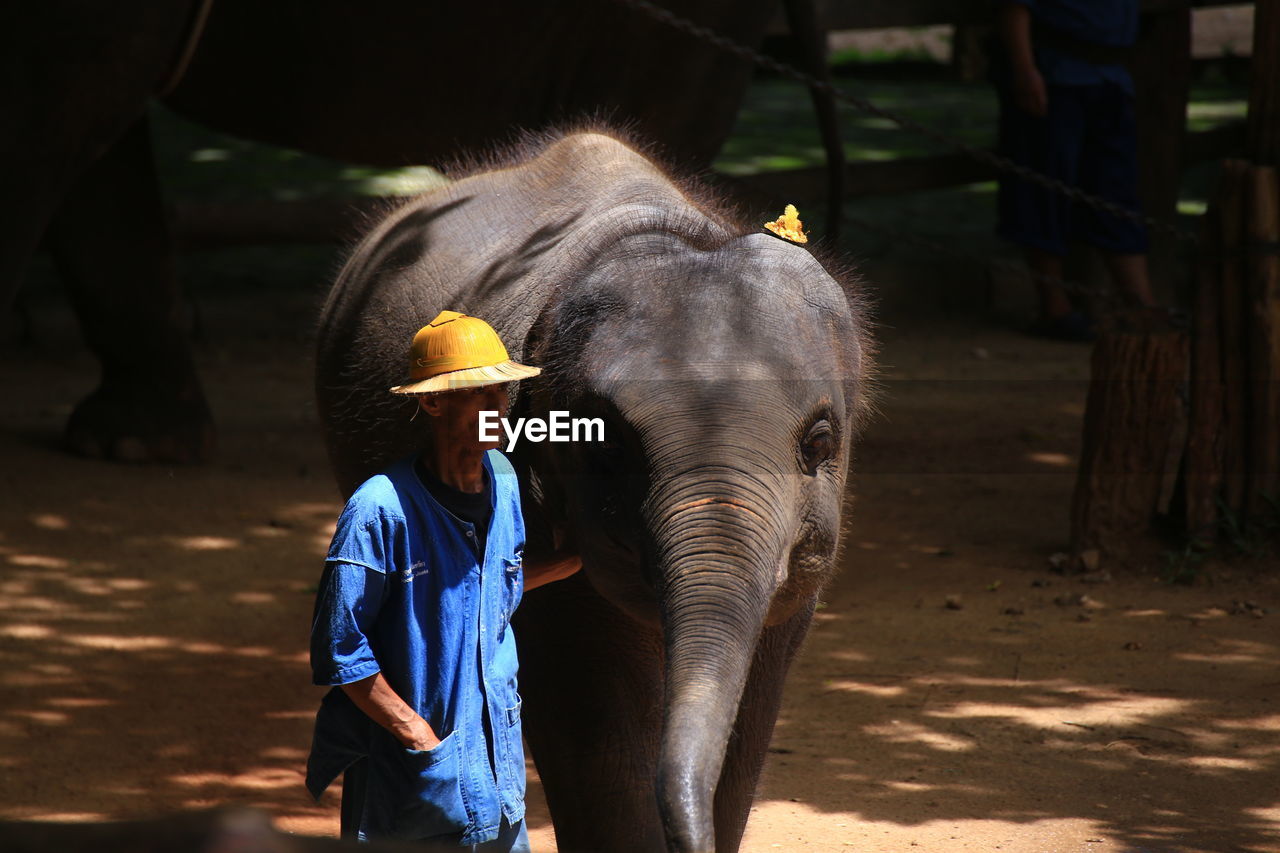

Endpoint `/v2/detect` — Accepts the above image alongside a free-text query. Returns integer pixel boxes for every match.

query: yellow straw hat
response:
[388,310,542,395]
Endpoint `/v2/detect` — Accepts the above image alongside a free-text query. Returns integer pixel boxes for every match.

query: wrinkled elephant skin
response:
[316,131,872,852]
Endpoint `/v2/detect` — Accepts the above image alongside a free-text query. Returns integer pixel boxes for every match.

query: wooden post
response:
[1218,160,1250,515]
[1130,0,1191,295]
[1132,0,1192,222]
[1071,315,1189,561]
[1184,196,1226,539]
[1248,0,1280,165]
[1245,166,1280,512]
[1181,161,1280,539]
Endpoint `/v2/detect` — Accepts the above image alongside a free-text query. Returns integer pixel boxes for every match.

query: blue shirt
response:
[306,450,526,844]
[1013,0,1138,94]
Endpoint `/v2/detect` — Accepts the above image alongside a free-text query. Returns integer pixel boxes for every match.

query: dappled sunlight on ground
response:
[752,576,1280,850]
[4,298,1278,851]
[0,320,344,831]
[738,320,1280,852]
[751,544,1276,834]
[0,474,337,821]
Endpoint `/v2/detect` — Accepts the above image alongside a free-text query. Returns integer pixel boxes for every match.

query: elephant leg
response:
[1,2,197,308]
[45,115,214,463]
[713,596,818,853]
[514,572,667,852]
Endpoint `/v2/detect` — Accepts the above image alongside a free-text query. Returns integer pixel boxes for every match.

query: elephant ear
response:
[508,306,572,561]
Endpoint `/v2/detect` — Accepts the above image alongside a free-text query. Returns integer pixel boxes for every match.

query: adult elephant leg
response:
[45,115,214,463]
[713,596,818,852]
[514,572,667,852]
[0,3,197,309]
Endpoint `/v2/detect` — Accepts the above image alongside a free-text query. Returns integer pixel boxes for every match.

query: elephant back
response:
[315,129,738,495]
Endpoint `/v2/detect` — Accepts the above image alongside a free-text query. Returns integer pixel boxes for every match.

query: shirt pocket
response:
[503,695,527,802]
[392,730,469,840]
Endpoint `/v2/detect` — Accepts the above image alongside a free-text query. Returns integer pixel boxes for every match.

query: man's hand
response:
[1013,65,1048,117]
[398,717,443,752]
[999,2,1048,117]
[523,549,582,591]
[341,672,442,750]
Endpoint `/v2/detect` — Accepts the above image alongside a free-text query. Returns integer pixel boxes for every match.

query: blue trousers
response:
[996,81,1149,257]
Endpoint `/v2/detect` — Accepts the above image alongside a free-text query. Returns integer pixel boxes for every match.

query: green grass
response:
[714,79,1000,177]
[150,73,1248,210]
[718,74,1245,267]
[138,70,1248,302]
[1185,94,1248,133]
[716,74,1246,173]
[151,107,448,201]
[828,44,942,66]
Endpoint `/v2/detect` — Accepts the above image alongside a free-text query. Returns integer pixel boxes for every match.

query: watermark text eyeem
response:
[479,410,604,452]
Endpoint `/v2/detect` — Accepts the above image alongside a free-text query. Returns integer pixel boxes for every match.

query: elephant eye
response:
[799,419,836,476]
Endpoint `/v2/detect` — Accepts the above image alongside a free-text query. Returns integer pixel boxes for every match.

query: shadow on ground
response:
[2,297,1277,852]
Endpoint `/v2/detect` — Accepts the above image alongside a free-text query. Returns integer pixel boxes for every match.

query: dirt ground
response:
[2,285,1278,853]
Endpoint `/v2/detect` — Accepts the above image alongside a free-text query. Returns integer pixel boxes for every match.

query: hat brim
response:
[389,360,542,395]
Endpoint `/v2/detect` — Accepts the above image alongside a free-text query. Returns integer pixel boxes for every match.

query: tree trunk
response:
[1247,0,1280,166]
[1218,159,1251,514]
[1184,199,1225,540]
[1245,166,1280,513]
[1071,315,1189,560]
[1131,0,1191,296]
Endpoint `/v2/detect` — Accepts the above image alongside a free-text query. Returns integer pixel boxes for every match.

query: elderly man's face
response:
[418,384,510,453]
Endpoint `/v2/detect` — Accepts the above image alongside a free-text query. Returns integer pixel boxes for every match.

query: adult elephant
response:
[315,129,872,852]
[2,0,841,464]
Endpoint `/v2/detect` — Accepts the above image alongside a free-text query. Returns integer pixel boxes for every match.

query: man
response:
[993,0,1160,340]
[306,310,580,850]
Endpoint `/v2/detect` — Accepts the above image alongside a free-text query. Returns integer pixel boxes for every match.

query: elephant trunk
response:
[651,489,787,853]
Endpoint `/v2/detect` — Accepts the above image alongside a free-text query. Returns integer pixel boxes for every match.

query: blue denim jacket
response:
[306,450,526,844]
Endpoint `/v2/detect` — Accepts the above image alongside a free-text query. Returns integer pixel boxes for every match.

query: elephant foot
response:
[64,379,215,464]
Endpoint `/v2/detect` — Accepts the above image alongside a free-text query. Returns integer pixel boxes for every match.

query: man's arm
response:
[999,2,1047,117]
[522,549,582,591]
[341,671,441,751]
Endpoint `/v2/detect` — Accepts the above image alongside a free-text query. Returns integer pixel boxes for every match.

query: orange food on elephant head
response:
[763,204,808,244]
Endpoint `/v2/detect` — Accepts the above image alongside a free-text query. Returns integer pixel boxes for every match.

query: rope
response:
[611,0,1199,247]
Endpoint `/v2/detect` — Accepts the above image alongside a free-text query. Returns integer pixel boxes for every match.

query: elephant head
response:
[520,229,872,851]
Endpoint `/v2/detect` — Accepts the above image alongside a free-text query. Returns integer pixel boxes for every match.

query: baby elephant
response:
[315,129,873,853]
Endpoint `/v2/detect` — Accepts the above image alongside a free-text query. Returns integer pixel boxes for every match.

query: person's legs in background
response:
[1027,247,1071,319]
[1024,246,1095,341]
[997,84,1092,337]
[1078,82,1158,315]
